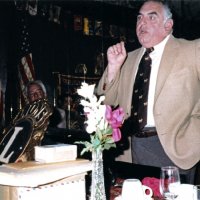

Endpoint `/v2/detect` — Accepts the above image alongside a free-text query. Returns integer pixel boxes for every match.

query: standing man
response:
[97,0,200,184]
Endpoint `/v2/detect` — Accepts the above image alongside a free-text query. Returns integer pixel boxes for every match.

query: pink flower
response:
[142,177,162,198]
[105,105,125,142]
[112,128,121,142]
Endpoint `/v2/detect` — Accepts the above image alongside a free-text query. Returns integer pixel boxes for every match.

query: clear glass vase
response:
[90,149,106,200]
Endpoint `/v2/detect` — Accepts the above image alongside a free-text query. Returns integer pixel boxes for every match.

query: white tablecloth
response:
[0,159,92,200]
[0,159,92,187]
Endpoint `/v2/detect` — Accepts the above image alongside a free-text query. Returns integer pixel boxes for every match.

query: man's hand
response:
[107,41,127,82]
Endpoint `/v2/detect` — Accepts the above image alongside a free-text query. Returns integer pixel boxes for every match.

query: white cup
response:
[177,184,197,200]
[121,179,153,200]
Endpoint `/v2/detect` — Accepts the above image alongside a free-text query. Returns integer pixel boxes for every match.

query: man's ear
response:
[164,19,173,32]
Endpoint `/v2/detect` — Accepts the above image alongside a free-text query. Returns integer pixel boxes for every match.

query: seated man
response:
[25,80,47,103]
[25,80,67,145]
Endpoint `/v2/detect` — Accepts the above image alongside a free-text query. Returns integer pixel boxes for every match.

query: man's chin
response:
[138,38,151,47]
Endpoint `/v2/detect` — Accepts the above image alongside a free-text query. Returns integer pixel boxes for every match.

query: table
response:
[0,159,92,200]
[108,161,162,200]
[108,161,189,200]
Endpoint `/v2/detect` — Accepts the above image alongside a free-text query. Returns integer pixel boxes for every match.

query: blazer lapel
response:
[125,47,144,89]
[154,36,179,103]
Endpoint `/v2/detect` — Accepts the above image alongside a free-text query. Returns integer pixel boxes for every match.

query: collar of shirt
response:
[150,34,170,59]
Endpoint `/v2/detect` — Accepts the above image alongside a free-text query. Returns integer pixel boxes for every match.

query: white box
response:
[0,173,86,200]
[34,144,77,163]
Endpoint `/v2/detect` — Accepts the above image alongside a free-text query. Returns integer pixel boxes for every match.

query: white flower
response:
[76,82,124,154]
[85,118,97,133]
[77,82,95,100]
[78,82,107,134]
[96,105,106,130]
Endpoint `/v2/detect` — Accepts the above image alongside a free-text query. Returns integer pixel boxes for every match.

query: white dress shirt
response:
[146,34,170,127]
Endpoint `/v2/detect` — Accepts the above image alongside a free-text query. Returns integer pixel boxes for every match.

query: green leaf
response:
[105,137,115,144]
[105,128,112,135]
[75,141,91,146]
[103,143,116,150]
[80,147,90,155]
[93,137,101,146]
[96,130,103,140]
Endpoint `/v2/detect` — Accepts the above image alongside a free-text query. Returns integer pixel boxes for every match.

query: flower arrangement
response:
[76,82,125,155]
[77,82,125,200]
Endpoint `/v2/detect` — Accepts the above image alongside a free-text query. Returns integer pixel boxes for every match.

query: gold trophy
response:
[0,98,53,163]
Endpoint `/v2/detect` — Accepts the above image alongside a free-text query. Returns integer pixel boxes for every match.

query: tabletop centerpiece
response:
[77,82,124,200]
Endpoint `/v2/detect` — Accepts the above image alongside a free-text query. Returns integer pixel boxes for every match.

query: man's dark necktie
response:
[132,47,154,130]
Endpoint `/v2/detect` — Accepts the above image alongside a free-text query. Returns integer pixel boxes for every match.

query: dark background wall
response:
[0,0,200,127]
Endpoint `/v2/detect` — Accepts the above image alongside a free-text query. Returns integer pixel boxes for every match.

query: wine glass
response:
[160,166,181,200]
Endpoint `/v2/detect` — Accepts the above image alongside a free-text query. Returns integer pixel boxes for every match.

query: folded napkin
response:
[142,177,162,198]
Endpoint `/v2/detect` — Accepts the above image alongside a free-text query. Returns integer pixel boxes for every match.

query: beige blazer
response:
[97,35,200,169]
